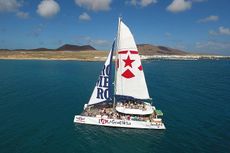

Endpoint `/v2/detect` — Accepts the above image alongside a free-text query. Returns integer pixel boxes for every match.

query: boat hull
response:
[74,115,166,130]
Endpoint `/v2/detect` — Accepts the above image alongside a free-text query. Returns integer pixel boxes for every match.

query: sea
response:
[0,59,229,153]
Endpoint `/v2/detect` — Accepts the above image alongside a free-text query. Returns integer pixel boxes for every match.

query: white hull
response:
[74,115,166,130]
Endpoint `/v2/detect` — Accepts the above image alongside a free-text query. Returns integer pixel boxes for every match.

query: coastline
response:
[0,50,229,61]
[140,55,230,60]
[0,50,107,61]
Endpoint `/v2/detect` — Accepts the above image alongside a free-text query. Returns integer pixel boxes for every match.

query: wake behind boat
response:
[74,18,166,130]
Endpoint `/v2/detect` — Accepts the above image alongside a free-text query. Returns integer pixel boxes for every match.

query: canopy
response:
[155,110,163,116]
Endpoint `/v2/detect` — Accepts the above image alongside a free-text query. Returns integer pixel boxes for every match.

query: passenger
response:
[118,114,121,119]
[103,108,106,114]
[130,103,133,109]
[125,103,128,108]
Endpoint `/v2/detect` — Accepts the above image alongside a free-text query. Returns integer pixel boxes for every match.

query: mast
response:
[113,17,121,109]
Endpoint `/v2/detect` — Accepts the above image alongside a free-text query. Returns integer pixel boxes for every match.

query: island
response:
[0,44,229,61]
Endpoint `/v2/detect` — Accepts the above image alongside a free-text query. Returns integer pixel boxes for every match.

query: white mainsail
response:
[87,43,114,105]
[115,19,150,99]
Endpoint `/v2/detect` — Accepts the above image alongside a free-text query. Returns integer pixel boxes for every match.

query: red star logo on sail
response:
[122,69,135,79]
[123,55,135,68]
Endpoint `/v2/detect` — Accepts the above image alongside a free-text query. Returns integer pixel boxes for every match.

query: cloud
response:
[208,30,218,35]
[174,43,188,50]
[16,11,29,19]
[0,0,21,12]
[89,39,111,47]
[166,0,191,13]
[198,15,219,23]
[74,35,111,50]
[219,26,230,35]
[166,0,207,13]
[89,39,111,50]
[74,0,112,11]
[79,12,91,21]
[128,0,157,7]
[195,40,230,54]
[37,0,60,18]
[0,0,30,20]
[209,26,230,36]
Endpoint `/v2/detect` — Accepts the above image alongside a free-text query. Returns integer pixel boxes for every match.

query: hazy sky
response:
[0,0,230,55]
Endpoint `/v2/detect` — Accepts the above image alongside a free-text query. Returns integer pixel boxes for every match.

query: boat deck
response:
[81,102,160,123]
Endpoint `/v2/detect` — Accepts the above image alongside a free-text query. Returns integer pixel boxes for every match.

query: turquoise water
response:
[0,60,229,153]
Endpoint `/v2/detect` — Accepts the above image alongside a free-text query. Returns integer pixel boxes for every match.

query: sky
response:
[0,0,230,55]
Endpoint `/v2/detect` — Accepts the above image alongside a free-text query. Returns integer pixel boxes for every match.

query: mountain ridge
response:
[137,44,188,55]
[0,44,96,52]
[0,44,190,55]
[56,44,96,51]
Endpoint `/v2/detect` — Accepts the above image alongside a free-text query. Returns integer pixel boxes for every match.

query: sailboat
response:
[74,18,166,129]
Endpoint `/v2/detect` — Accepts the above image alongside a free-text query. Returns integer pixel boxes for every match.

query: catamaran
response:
[74,18,166,129]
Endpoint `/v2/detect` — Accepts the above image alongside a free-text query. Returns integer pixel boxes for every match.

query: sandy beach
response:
[0,50,108,61]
